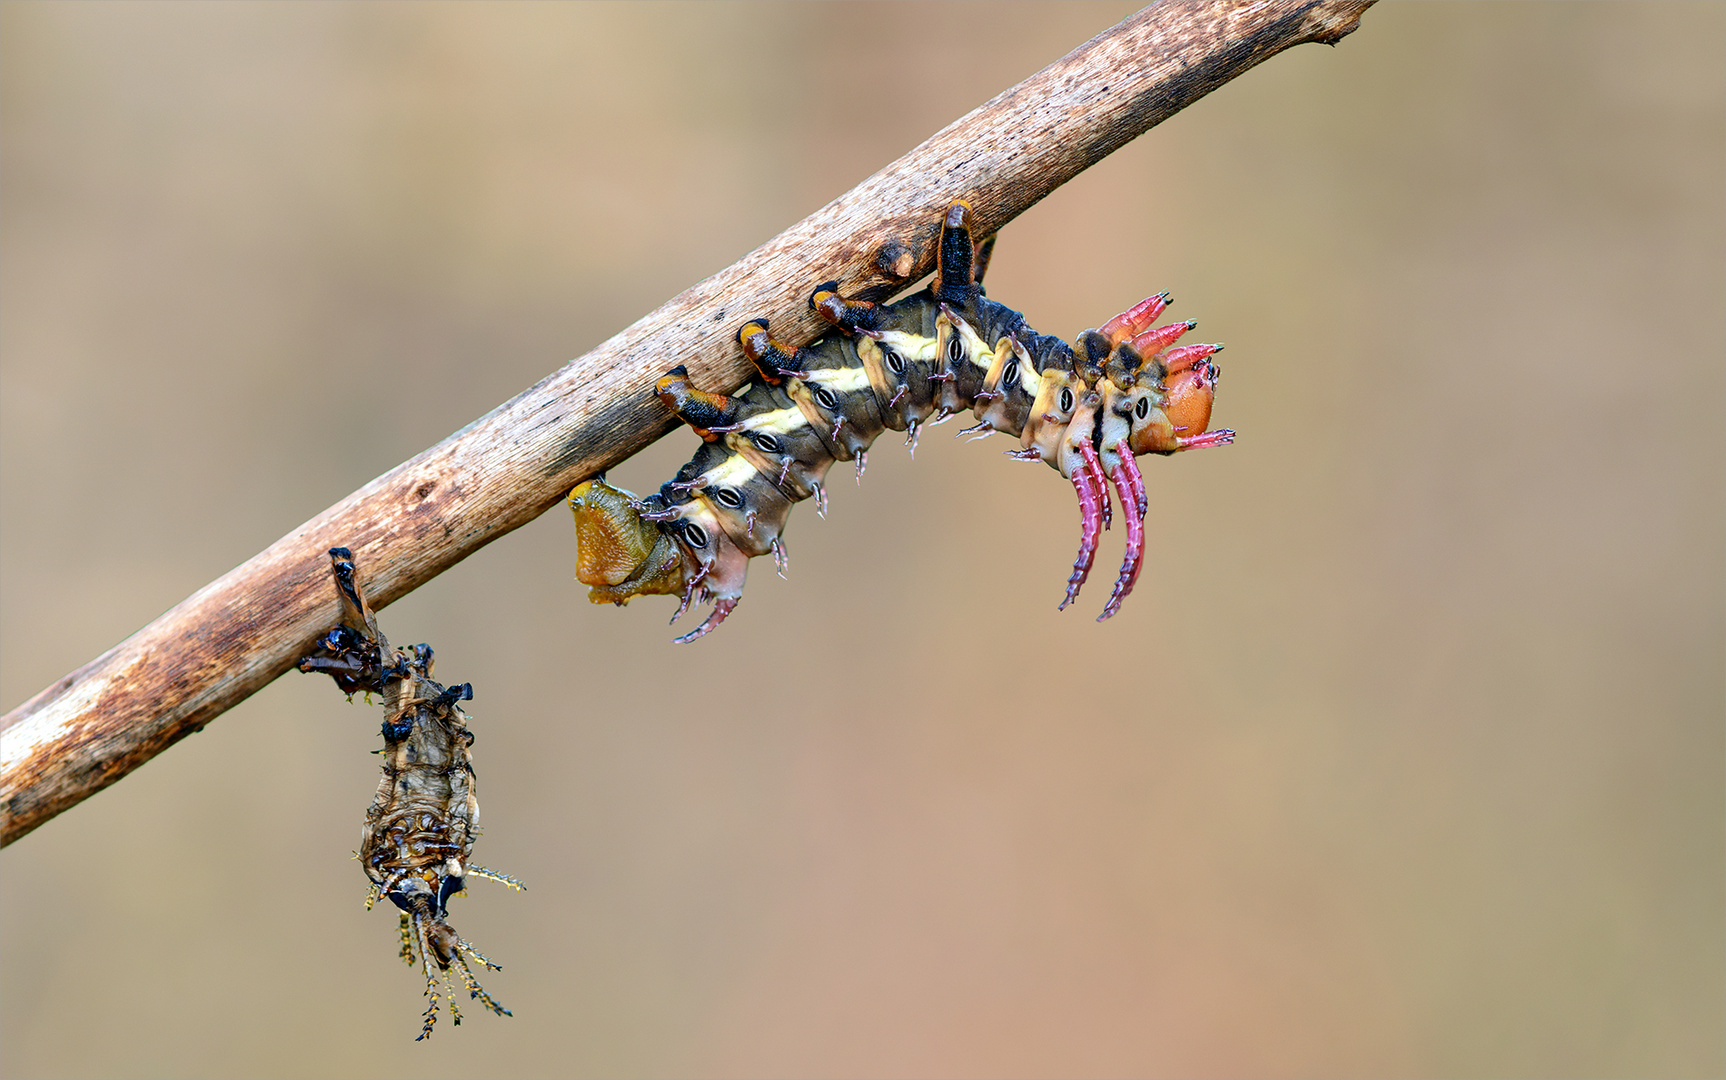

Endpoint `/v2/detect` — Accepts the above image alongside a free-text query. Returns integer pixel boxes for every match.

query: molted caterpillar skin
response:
[570,201,1234,641]
[298,547,522,1040]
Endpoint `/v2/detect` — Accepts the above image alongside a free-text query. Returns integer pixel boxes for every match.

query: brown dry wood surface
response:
[0,0,1373,846]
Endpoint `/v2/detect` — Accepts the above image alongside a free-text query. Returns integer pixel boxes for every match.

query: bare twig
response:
[1,0,1372,846]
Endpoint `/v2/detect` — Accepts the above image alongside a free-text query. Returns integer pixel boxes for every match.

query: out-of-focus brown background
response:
[2,3,1721,1076]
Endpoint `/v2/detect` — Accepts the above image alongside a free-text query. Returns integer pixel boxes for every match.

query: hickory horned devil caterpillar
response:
[299,547,523,1040]
[570,200,1235,640]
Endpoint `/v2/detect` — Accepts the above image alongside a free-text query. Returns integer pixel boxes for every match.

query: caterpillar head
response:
[1165,357,1221,441]
[1127,344,1231,456]
[1084,295,1232,455]
[569,478,685,604]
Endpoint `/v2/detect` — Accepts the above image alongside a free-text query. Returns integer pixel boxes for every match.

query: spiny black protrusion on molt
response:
[569,201,1236,639]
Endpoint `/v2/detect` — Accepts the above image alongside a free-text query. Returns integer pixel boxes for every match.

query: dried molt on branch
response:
[569,200,1235,641]
[298,547,523,1040]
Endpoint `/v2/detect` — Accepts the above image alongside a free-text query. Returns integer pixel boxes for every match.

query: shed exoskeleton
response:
[299,547,523,1039]
[570,201,1234,640]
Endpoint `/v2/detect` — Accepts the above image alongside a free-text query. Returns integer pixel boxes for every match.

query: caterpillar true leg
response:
[570,201,1236,634]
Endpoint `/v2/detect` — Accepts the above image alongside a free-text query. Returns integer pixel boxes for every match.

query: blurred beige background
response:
[2,3,1721,1076]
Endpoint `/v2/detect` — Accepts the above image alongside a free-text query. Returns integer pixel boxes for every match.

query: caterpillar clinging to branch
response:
[298,547,522,1040]
[570,201,1234,642]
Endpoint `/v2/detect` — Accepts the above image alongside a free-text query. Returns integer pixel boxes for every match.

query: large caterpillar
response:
[298,547,522,1040]
[569,201,1234,641]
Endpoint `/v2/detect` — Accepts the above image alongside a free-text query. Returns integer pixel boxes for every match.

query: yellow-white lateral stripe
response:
[738,406,809,435]
[880,330,937,361]
[699,452,762,489]
[955,318,994,372]
[805,363,873,395]
[1013,337,1044,398]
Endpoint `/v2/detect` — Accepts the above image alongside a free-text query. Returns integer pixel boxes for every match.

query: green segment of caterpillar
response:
[570,201,1233,642]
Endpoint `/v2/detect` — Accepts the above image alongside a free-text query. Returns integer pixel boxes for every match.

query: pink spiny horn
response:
[1099,463,1147,621]
[1099,292,1172,345]
[1082,439,1112,532]
[1060,446,1107,610]
[1127,319,1196,357]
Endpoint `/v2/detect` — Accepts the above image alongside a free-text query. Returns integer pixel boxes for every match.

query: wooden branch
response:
[0,0,1372,846]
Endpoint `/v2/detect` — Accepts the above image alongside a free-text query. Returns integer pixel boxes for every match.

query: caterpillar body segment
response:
[299,547,520,1039]
[570,201,1234,638]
